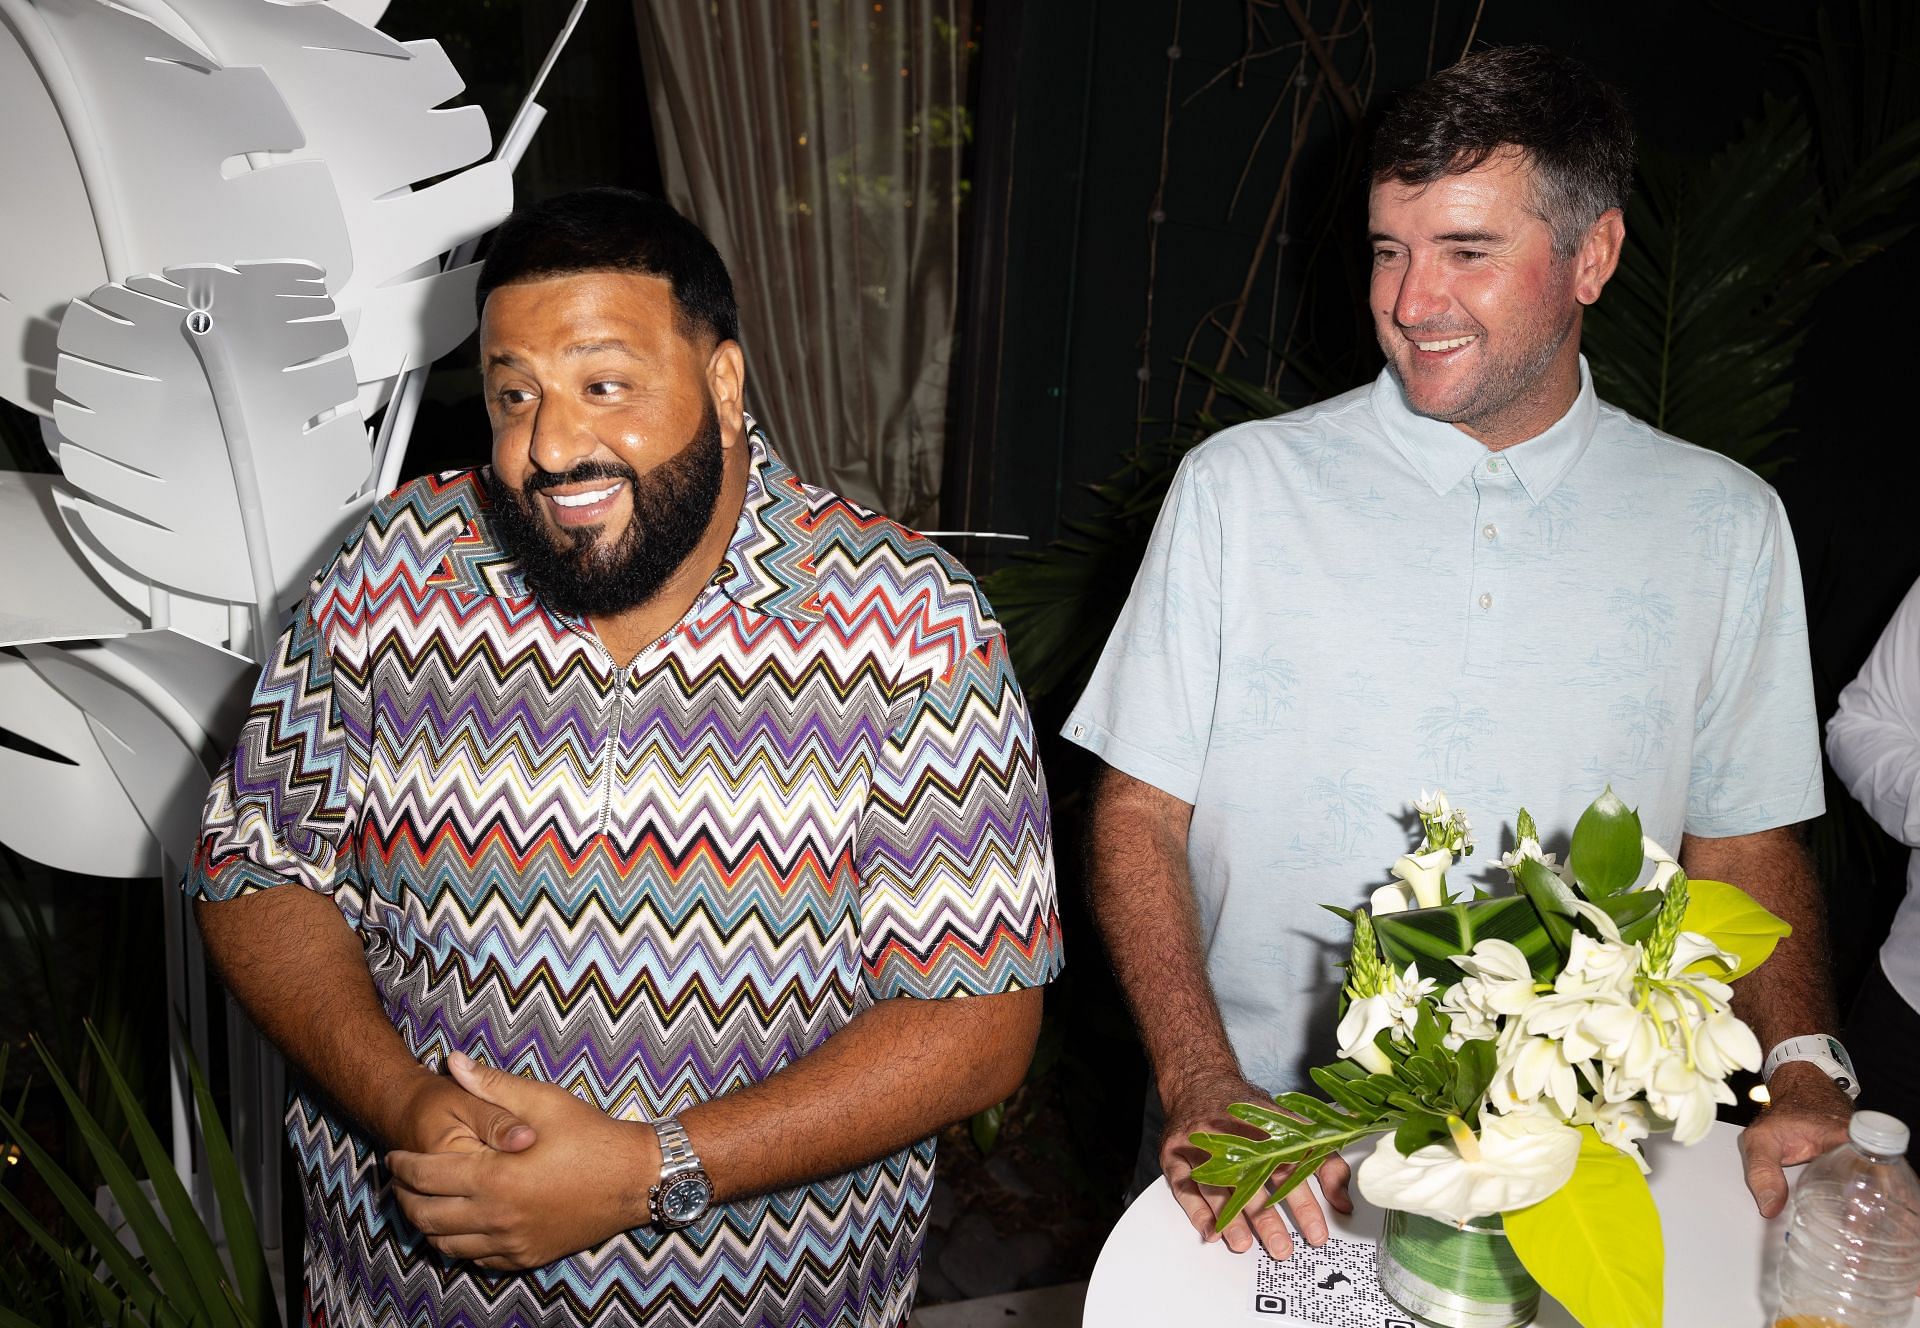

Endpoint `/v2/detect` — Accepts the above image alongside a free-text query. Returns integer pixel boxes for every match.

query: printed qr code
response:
[1250,1237,1411,1327]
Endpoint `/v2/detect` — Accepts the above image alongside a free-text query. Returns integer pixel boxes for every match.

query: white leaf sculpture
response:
[0,651,156,877]
[54,262,372,627]
[144,0,512,408]
[0,471,144,646]
[0,0,350,417]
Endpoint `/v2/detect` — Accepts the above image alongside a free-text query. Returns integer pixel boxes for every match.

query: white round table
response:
[1085,1121,1916,1327]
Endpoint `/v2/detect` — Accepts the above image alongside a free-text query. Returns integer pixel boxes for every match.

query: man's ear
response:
[1574,208,1626,306]
[707,339,746,445]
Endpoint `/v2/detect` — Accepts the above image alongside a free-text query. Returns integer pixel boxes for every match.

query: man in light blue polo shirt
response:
[1066,45,1853,1261]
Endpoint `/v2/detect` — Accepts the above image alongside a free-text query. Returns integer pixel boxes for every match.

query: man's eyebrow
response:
[484,340,648,371]
[1434,229,1505,244]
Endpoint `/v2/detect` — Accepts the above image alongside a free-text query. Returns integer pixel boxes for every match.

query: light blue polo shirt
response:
[1063,359,1823,1091]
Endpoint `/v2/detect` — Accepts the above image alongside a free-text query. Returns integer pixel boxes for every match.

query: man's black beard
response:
[484,403,728,619]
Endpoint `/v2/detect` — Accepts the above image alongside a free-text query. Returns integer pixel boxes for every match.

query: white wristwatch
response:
[1762,1034,1861,1100]
[648,1117,713,1229]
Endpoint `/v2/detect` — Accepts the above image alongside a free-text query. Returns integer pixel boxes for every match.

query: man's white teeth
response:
[549,483,622,508]
[1415,335,1476,351]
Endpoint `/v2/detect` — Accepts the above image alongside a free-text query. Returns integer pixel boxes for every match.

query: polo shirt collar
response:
[440,414,826,623]
[1372,355,1599,501]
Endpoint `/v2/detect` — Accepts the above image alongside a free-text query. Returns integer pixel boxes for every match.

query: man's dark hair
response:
[1371,45,1635,257]
[474,187,740,345]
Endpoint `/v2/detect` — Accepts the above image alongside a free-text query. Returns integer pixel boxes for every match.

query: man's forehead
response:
[1368,153,1543,225]
[480,269,682,353]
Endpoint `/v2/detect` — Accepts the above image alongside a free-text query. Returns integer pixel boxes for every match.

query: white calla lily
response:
[1390,847,1453,909]
[1356,1108,1582,1225]
[1337,992,1397,1075]
[1370,882,1416,916]
[1641,835,1682,891]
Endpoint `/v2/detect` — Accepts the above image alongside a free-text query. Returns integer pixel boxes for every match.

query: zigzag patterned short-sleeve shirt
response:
[187,427,1063,1327]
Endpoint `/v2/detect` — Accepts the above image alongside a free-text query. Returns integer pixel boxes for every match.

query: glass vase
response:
[1377,1209,1541,1328]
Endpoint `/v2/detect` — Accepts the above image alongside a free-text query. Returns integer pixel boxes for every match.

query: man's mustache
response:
[522,461,639,495]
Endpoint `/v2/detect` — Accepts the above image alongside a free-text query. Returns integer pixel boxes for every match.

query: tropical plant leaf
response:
[1511,858,1578,960]
[185,1033,281,1328]
[1504,1127,1663,1328]
[0,1183,149,1328]
[1679,878,1792,980]
[1568,789,1644,897]
[1374,895,1557,989]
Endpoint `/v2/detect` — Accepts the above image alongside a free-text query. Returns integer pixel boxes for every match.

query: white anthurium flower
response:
[1556,933,1641,998]
[1390,847,1453,909]
[1357,1108,1583,1225]
[1641,835,1682,891]
[1452,938,1539,1015]
[1666,930,1738,978]
[1337,992,1398,1075]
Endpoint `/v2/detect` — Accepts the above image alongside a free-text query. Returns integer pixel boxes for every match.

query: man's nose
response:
[1394,256,1449,328]
[528,395,598,475]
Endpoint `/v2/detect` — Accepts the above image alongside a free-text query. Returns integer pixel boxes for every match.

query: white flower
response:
[1414,789,1448,818]
[1646,1055,1735,1145]
[1388,847,1452,909]
[1370,882,1414,916]
[1356,1107,1582,1225]
[1497,837,1552,873]
[1641,835,1681,891]
[1573,1097,1653,1172]
[1451,939,1538,1015]
[1555,933,1640,998]
[1665,930,1737,978]
[1690,1009,1763,1080]
[1337,992,1397,1075]
[1437,982,1501,1047]
[1491,1028,1584,1118]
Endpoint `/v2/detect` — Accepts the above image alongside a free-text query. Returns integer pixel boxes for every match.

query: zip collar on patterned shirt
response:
[428,413,828,624]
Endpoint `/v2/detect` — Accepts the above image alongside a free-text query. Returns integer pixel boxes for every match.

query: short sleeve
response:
[1687,490,1824,836]
[184,575,367,906]
[855,628,1063,1001]
[1826,574,1920,848]
[1060,452,1223,803]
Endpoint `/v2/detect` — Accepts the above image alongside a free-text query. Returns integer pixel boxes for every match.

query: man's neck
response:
[1454,344,1584,453]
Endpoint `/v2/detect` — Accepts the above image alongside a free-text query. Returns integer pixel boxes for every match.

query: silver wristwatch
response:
[648,1117,714,1229]
[1762,1034,1861,1100]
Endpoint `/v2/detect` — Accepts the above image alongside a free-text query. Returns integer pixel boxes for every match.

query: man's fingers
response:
[1317,1153,1355,1214]
[388,1147,478,1197]
[426,1232,506,1263]
[471,1100,536,1153]
[395,1190,486,1240]
[1249,1197,1297,1258]
[1281,1181,1327,1248]
[1740,1123,1789,1218]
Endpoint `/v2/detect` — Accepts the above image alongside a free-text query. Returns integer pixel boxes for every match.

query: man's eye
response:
[1455,250,1487,262]
[587,381,624,396]
[1372,249,1401,265]
[497,388,533,406]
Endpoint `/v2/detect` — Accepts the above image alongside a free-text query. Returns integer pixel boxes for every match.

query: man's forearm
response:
[677,985,1043,1204]
[1680,826,1837,1048]
[1087,766,1243,1101]
[195,885,439,1147]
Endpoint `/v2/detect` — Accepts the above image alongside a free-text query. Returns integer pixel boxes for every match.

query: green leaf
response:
[1394,1111,1449,1156]
[1511,859,1577,961]
[81,1025,238,1328]
[1596,888,1667,944]
[1504,1128,1663,1328]
[1568,788,1645,897]
[183,1030,281,1328]
[1448,1038,1498,1115]
[970,1101,1005,1155]
[1374,896,1558,989]
[30,1039,210,1324]
[1679,879,1792,980]
[0,1182,147,1328]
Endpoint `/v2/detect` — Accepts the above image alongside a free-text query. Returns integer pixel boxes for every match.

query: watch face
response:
[658,1173,711,1225]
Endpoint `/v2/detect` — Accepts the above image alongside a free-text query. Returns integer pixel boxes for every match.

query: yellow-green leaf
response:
[1679,878,1791,980]
[1504,1127,1662,1328]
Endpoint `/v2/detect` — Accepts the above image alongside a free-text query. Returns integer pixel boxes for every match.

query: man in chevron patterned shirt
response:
[187,188,1063,1327]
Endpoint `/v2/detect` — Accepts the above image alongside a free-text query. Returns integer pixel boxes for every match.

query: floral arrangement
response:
[1192,789,1792,1328]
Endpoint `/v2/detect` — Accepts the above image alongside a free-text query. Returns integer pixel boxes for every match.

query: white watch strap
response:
[1762,1034,1860,1098]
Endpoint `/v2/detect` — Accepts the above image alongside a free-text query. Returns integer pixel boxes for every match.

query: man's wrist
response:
[1764,1059,1855,1109]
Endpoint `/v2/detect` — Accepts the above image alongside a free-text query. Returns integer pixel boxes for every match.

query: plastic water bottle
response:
[1773,1111,1920,1327]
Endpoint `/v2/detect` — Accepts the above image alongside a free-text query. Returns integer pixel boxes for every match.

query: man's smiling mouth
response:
[1413,334,1477,351]
[548,483,624,509]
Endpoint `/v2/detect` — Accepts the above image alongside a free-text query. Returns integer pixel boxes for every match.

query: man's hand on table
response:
[1739,1061,1853,1218]
[388,1051,660,1271]
[1161,1070,1353,1259]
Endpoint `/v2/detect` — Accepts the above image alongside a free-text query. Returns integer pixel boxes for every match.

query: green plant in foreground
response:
[0,1027,280,1328]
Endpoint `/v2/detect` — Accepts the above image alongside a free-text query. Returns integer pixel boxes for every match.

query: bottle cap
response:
[1849,1111,1910,1156]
